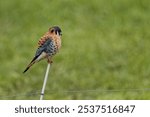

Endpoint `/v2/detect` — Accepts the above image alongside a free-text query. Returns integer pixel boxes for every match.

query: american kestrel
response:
[23,26,62,73]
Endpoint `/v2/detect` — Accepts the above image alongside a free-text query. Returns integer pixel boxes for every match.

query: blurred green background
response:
[0,0,150,100]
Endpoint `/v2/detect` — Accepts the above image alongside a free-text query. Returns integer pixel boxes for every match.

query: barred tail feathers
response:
[23,56,38,73]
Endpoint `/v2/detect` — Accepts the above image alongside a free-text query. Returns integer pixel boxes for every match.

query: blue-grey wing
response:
[35,38,55,57]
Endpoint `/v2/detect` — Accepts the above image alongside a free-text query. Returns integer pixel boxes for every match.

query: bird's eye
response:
[51,29,54,33]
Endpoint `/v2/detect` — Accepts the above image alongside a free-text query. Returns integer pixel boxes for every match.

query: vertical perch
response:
[40,63,51,100]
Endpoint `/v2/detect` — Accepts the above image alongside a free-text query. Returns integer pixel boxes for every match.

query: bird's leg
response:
[47,57,53,64]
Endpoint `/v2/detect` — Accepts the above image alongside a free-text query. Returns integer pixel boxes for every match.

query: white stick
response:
[40,63,51,100]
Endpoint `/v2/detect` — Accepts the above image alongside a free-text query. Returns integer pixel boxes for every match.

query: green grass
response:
[0,0,150,99]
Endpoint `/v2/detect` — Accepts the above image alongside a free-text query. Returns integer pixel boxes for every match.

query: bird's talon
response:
[47,60,53,64]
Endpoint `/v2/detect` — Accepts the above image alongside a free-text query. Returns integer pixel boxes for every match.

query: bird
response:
[23,26,62,73]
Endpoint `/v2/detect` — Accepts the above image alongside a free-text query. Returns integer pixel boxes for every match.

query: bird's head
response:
[49,26,62,36]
